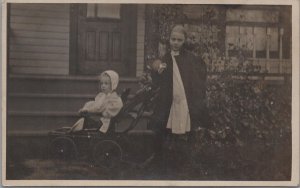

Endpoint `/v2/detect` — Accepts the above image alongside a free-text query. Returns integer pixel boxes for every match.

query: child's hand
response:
[102,111,111,118]
[138,72,152,85]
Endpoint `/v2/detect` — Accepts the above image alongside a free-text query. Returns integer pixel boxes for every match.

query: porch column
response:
[279,28,284,60]
[136,4,146,77]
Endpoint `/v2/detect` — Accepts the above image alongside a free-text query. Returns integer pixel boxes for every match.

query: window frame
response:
[84,4,123,22]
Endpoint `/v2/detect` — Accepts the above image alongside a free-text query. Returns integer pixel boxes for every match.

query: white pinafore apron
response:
[166,51,191,134]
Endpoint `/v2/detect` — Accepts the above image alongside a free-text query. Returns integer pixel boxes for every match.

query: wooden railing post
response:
[266,28,270,59]
[252,27,256,59]
[279,28,284,60]
[266,27,271,72]
[279,28,284,73]
[225,28,229,59]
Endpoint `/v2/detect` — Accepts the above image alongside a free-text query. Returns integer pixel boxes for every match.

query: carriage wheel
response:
[93,140,122,169]
[49,137,77,160]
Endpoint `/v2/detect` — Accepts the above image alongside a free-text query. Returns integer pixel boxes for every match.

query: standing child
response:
[72,70,123,133]
[147,25,208,167]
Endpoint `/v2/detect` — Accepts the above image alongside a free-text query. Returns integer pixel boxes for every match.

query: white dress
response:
[166,51,191,134]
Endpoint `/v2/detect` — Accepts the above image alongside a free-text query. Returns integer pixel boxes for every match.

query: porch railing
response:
[209,58,291,74]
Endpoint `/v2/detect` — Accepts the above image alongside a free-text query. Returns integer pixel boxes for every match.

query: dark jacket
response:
[151,49,208,131]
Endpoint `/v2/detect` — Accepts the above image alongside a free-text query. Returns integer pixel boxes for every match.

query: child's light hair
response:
[171,24,187,39]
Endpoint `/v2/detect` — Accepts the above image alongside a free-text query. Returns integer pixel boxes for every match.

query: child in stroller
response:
[48,70,159,169]
[72,70,123,133]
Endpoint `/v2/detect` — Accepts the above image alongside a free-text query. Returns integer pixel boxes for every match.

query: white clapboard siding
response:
[10,23,69,33]
[10,4,69,12]
[11,66,69,75]
[10,37,69,47]
[11,30,69,40]
[10,52,69,61]
[10,8,70,19]
[9,4,70,75]
[10,16,69,26]
[10,45,69,54]
[10,60,69,68]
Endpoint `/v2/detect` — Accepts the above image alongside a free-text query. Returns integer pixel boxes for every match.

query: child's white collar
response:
[171,50,180,56]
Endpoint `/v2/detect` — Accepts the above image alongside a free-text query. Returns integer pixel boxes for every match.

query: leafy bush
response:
[195,74,291,150]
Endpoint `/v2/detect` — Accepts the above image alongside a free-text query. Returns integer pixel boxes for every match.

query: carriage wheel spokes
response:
[93,140,123,169]
[49,137,78,160]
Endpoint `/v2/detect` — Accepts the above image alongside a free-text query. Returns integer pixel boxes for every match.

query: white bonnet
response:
[100,70,119,91]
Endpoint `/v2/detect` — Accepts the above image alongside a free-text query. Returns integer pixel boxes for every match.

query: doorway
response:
[76,4,137,76]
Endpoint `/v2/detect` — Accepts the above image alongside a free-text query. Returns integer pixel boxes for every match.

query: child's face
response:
[170,31,185,52]
[100,75,112,94]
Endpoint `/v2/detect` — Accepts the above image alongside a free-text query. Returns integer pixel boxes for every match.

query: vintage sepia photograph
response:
[2,0,299,186]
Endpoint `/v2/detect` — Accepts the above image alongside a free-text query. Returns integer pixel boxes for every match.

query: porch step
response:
[8,74,140,94]
[8,93,95,112]
[7,111,150,134]
[7,74,142,135]
[8,93,136,112]
[7,111,78,133]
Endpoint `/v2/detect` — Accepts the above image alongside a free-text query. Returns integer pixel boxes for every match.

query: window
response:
[226,8,281,59]
[86,4,121,19]
[226,9,279,23]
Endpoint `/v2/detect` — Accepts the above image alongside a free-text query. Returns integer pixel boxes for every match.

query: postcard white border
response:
[2,0,299,186]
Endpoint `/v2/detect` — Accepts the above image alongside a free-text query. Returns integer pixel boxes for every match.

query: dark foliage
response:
[201,75,291,148]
